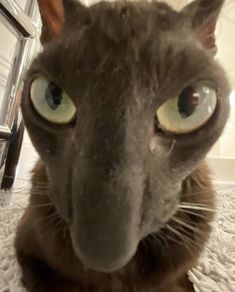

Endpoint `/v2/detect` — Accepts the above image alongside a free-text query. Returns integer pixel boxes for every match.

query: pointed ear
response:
[183,0,225,53]
[37,0,90,45]
[37,0,64,44]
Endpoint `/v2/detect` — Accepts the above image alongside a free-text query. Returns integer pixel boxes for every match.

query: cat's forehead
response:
[38,2,187,74]
[55,1,186,62]
[33,0,215,99]
[83,1,181,41]
[90,1,178,22]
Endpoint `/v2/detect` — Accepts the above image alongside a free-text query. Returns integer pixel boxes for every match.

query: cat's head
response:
[21,0,229,272]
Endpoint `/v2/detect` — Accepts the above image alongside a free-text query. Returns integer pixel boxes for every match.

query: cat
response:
[15,0,230,291]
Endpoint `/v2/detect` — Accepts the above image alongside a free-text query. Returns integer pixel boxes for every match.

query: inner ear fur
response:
[37,0,64,44]
[183,0,225,52]
[37,0,90,45]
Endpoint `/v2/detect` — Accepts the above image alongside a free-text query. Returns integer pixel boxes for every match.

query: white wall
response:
[212,2,235,158]
[207,2,235,183]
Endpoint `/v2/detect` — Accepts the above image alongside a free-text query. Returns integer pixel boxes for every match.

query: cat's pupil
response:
[45,82,62,110]
[178,86,199,119]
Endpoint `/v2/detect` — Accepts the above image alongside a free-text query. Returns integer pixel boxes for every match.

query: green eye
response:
[30,76,76,124]
[156,83,217,134]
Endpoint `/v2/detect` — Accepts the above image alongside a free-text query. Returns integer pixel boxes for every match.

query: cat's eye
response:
[30,76,76,124]
[156,83,217,134]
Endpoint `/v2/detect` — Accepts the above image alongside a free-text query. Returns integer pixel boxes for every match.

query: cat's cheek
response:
[154,189,180,221]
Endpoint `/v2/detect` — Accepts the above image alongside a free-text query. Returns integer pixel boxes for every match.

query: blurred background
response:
[0,0,235,192]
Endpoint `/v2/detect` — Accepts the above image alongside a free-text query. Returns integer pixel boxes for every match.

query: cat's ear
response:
[37,0,89,44]
[37,0,64,44]
[183,0,225,53]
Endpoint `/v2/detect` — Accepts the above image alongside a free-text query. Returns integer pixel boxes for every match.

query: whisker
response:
[31,190,48,194]
[10,193,45,196]
[3,186,30,191]
[30,202,54,209]
[49,219,64,238]
[164,230,184,246]
[166,139,176,157]
[158,234,169,251]
[180,186,234,197]
[167,226,197,247]
[147,233,169,252]
[165,224,194,254]
[165,224,183,239]
[9,186,49,194]
[31,185,49,188]
[0,207,26,212]
[178,205,216,212]
[171,217,208,238]
[11,189,30,194]
[180,201,215,207]
[169,223,206,251]
[35,212,58,225]
[5,176,48,186]
[165,224,201,253]
[177,208,208,220]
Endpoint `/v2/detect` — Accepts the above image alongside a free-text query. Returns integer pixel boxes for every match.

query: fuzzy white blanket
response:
[0,185,234,292]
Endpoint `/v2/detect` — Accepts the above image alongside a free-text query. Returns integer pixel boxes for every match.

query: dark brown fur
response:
[16,161,213,292]
[15,0,229,291]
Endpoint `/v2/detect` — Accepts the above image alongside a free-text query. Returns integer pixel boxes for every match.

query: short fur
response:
[15,1,230,291]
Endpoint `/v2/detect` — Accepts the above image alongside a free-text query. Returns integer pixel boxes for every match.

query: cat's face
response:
[22,0,229,272]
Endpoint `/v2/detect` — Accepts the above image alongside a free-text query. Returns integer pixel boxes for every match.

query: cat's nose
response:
[71,223,138,272]
[70,201,139,272]
[70,189,140,272]
[70,168,143,272]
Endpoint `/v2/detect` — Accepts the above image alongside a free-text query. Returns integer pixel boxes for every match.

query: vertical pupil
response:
[45,82,62,110]
[178,86,199,119]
